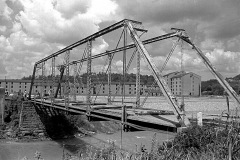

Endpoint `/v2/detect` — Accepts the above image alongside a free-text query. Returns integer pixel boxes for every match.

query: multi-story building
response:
[0,79,31,95]
[0,79,146,96]
[0,71,201,97]
[163,71,201,96]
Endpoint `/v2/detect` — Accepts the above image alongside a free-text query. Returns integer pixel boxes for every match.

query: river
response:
[1,96,237,159]
[0,130,175,160]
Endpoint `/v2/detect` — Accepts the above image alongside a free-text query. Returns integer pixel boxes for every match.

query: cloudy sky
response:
[0,0,240,81]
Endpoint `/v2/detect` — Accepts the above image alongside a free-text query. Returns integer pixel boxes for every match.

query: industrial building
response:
[0,71,201,97]
[163,71,201,96]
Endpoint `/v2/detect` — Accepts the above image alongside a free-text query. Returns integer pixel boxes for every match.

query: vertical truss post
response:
[73,63,78,102]
[64,50,70,109]
[51,57,55,104]
[108,53,112,104]
[136,51,141,108]
[181,35,240,108]
[41,62,45,103]
[122,25,127,104]
[125,21,189,126]
[87,41,92,110]
[55,66,65,98]
[28,64,37,99]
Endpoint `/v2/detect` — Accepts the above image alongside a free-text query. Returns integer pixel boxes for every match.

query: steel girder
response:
[28,19,240,127]
[107,53,112,104]
[86,41,92,108]
[125,21,189,126]
[73,63,78,101]
[180,35,240,108]
[64,50,70,109]
[35,19,146,65]
[51,57,55,104]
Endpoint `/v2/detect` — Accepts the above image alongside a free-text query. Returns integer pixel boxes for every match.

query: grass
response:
[23,122,240,160]
[2,96,240,159]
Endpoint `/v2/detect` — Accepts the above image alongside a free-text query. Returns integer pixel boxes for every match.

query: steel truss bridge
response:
[28,19,240,133]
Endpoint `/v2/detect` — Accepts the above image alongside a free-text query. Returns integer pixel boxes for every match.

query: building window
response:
[25,86,27,88]
[11,82,13,84]
[19,86,21,88]
[36,86,38,88]
[11,86,13,88]
[25,82,27,85]
[129,91,131,94]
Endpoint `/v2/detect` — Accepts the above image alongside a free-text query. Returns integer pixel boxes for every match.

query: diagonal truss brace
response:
[125,21,189,126]
[180,34,240,108]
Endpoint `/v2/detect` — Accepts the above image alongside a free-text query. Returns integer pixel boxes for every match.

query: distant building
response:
[163,71,201,96]
[0,71,201,97]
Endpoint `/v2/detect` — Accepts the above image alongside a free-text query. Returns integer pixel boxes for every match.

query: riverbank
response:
[0,130,176,160]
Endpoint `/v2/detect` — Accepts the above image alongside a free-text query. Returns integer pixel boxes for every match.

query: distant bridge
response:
[28,19,240,133]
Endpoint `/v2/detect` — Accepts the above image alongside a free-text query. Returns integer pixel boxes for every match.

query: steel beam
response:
[136,50,141,107]
[181,35,240,108]
[55,66,65,98]
[51,57,55,104]
[87,41,92,108]
[126,21,188,126]
[64,50,70,109]
[28,64,37,99]
[35,19,146,65]
[41,62,45,102]
[141,38,180,107]
[122,26,127,104]
[70,32,179,66]
[107,53,112,104]
[112,49,137,101]
[73,63,78,101]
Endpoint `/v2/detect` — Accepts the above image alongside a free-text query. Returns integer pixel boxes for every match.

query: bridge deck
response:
[32,99,182,133]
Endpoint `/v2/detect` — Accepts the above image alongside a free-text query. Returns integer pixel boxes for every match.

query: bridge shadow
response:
[32,103,103,155]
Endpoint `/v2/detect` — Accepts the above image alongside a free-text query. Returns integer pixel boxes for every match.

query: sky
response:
[0,0,240,81]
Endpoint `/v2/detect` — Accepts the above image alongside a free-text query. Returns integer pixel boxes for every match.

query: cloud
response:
[0,25,7,32]
[0,0,239,81]
[0,0,13,20]
[55,0,90,18]
[116,0,221,24]
[0,0,120,79]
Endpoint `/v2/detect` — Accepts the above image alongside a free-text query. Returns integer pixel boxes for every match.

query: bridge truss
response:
[29,19,240,127]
